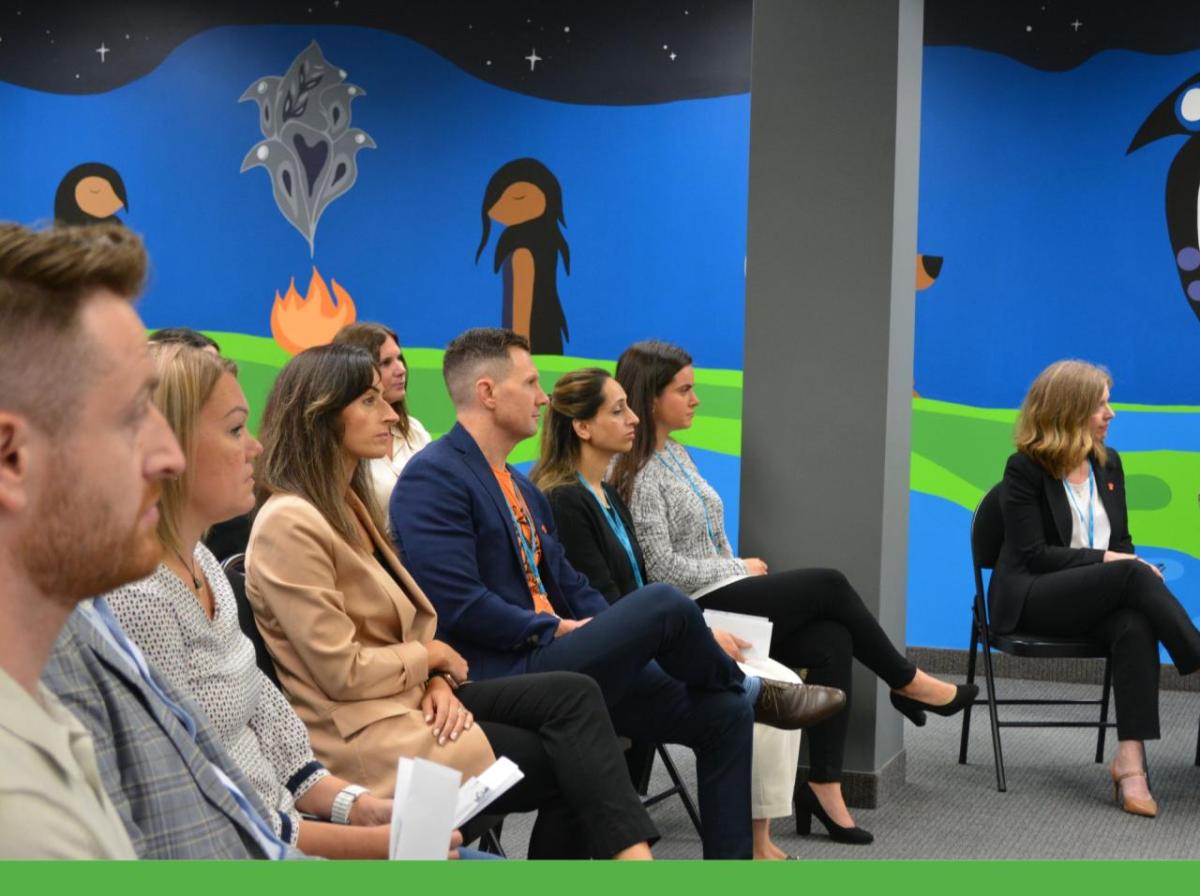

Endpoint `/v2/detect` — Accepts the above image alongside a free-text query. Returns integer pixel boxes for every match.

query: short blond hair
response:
[1014,360,1111,478]
[149,342,238,554]
[0,222,148,433]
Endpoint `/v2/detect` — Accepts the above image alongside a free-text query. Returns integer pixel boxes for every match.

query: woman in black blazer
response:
[990,360,1200,817]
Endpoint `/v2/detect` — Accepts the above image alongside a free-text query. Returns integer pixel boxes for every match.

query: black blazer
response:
[988,448,1135,633]
[545,481,647,605]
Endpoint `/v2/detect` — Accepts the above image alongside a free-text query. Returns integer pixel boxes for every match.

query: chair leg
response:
[1095,658,1113,763]
[657,745,703,838]
[478,822,506,858]
[980,636,1006,792]
[959,613,981,765]
[1194,712,1199,767]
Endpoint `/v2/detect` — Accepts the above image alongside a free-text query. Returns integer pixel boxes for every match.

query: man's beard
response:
[19,469,163,607]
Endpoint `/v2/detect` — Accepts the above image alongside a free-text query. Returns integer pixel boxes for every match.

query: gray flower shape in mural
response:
[239,41,375,255]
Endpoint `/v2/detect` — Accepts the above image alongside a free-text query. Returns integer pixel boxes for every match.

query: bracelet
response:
[330,784,367,825]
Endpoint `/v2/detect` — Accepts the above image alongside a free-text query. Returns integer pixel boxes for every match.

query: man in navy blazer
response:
[392,328,844,860]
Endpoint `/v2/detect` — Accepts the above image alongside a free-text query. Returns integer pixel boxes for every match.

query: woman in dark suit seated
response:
[530,368,802,860]
[991,359,1200,817]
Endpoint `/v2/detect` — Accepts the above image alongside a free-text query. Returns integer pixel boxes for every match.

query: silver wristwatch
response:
[330,784,368,825]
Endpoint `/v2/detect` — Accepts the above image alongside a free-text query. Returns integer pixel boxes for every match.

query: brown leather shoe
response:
[753,679,846,730]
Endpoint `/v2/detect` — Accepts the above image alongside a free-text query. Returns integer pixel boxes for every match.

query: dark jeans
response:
[461,670,658,859]
[698,568,917,784]
[1020,559,1200,741]
[525,583,754,859]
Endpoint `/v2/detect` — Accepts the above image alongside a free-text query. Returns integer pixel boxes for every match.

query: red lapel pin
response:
[1107,482,1115,491]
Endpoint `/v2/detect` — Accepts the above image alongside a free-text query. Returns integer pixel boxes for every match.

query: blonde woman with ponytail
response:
[991,359,1200,818]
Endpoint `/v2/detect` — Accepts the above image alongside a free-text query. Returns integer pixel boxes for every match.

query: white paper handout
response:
[388,757,462,860]
[703,609,801,685]
[453,755,524,829]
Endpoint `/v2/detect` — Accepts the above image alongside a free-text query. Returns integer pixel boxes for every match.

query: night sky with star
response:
[0,0,752,103]
[4,1,1199,102]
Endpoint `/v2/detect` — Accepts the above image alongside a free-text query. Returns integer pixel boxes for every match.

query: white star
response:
[125,33,130,39]
[96,43,109,62]
[669,52,677,61]
[525,48,542,71]
[486,59,492,66]
[1071,19,1083,31]
[662,44,668,50]
[564,26,570,33]
[1026,25,1033,32]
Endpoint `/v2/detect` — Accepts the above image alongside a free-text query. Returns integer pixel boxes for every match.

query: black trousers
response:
[1019,559,1200,741]
[698,567,917,783]
[460,671,658,859]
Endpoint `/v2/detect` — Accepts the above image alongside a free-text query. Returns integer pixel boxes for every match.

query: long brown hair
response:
[611,340,693,502]
[148,342,238,555]
[255,344,387,547]
[333,321,412,440]
[1014,359,1112,478]
[530,367,612,494]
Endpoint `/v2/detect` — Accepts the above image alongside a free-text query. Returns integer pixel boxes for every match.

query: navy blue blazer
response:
[390,423,610,680]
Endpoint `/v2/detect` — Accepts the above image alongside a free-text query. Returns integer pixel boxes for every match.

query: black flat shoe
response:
[890,683,978,726]
[793,782,874,845]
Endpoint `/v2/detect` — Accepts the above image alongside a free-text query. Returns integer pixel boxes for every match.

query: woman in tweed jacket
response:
[614,340,975,846]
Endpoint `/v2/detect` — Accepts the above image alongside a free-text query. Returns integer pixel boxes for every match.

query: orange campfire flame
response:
[270,267,357,356]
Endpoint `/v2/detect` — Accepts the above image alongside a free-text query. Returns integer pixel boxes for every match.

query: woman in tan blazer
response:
[246,344,657,860]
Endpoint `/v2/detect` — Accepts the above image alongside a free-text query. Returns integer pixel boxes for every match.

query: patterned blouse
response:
[627,440,748,595]
[105,544,327,844]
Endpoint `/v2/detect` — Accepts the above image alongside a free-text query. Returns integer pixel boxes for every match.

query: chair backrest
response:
[970,484,1004,623]
[219,553,282,690]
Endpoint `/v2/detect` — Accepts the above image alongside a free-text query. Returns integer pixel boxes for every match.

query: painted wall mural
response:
[913,0,1200,657]
[0,0,753,547]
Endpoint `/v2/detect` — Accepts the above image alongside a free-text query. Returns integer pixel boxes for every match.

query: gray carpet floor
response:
[497,677,1200,859]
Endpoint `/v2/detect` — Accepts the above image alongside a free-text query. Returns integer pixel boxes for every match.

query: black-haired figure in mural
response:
[54,163,128,226]
[1128,72,1200,323]
[475,158,571,355]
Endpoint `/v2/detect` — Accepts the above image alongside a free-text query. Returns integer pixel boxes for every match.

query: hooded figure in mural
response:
[1128,71,1200,324]
[475,158,571,355]
[54,163,128,226]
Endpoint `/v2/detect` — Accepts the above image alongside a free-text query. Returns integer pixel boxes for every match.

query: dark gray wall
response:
[741,0,924,788]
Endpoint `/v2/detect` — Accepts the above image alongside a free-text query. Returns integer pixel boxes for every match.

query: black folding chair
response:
[626,741,702,836]
[959,484,1115,792]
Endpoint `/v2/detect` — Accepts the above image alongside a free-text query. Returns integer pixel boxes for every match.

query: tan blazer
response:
[245,492,494,796]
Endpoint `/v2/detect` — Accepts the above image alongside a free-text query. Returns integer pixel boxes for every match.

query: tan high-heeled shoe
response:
[1111,768,1158,818]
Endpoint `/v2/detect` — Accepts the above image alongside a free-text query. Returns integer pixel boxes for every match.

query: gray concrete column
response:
[740,0,924,806]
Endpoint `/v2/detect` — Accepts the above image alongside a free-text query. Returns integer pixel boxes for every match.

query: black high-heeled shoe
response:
[890,683,978,726]
[793,782,874,845]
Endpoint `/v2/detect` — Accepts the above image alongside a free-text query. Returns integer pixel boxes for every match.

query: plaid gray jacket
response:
[41,609,274,860]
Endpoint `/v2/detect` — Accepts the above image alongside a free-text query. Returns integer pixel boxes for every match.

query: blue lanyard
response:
[577,474,645,589]
[1062,464,1096,548]
[502,477,549,600]
[655,443,721,552]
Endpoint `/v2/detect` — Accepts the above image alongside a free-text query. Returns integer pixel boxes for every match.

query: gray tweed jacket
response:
[41,607,277,860]
[628,441,747,594]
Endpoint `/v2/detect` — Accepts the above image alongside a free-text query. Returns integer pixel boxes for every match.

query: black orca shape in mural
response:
[1128,72,1200,324]
[475,158,571,356]
[54,163,128,226]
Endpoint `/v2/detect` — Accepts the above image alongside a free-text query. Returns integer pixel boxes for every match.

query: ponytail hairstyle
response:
[529,367,612,494]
